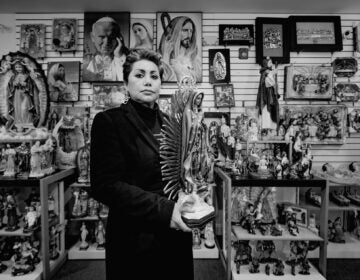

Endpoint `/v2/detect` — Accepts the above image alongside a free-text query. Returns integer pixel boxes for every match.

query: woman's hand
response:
[170,201,193,232]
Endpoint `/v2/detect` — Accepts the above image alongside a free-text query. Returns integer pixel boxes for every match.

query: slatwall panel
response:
[14,12,360,168]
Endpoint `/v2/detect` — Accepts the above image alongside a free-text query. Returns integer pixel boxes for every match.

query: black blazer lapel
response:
[123,102,159,154]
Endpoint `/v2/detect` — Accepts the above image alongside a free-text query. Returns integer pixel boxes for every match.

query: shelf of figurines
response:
[0,260,43,280]
[230,243,326,280]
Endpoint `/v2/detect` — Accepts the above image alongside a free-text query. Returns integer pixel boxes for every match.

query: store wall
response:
[12,12,360,168]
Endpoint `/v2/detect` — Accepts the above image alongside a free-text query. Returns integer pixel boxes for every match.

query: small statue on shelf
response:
[11,240,39,276]
[286,241,309,266]
[48,195,57,220]
[328,217,346,243]
[256,240,276,263]
[49,225,60,260]
[77,143,90,184]
[3,144,16,177]
[79,189,89,217]
[281,151,290,178]
[265,263,270,275]
[87,197,99,217]
[249,257,260,273]
[240,202,257,234]
[23,205,40,233]
[95,220,106,250]
[299,258,311,275]
[79,222,89,250]
[272,259,285,276]
[5,194,20,232]
[204,222,215,249]
[99,203,109,219]
[15,142,31,179]
[234,240,252,274]
[192,228,202,249]
[285,208,299,236]
[29,141,44,178]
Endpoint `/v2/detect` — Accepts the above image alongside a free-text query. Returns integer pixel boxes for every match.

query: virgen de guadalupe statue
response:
[160,76,215,229]
[0,52,49,140]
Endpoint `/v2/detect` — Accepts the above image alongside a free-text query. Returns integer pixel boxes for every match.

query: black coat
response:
[90,102,194,280]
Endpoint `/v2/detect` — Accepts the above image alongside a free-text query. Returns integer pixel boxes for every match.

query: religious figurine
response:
[49,226,60,260]
[87,197,99,217]
[16,142,31,179]
[204,222,215,249]
[234,240,252,274]
[95,220,106,250]
[11,240,39,276]
[328,217,346,243]
[256,240,276,263]
[23,205,40,233]
[3,144,16,177]
[71,188,82,218]
[79,222,89,250]
[79,189,89,217]
[265,264,270,275]
[249,258,260,273]
[48,109,60,132]
[291,262,296,276]
[40,137,56,175]
[192,228,202,249]
[5,194,19,232]
[308,213,319,235]
[29,141,44,178]
[247,119,259,141]
[240,202,257,234]
[99,203,109,219]
[285,208,299,236]
[0,192,5,229]
[299,258,311,275]
[259,154,268,171]
[256,56,279,134]
[77,143,90,184]
[273,259,285,276]
[281,151,290,178]
[0,147,7,174]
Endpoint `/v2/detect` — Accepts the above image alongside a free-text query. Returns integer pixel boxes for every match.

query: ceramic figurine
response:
[40,137,56,175]
[29,141,44,178]
[234,240,252,274]
[79,189,89,217]
[5,194,19,232]
[273,259,285,276]
[71,188,83,218]
[265,264,270,275]
[16,142,31,179]
[204,222,215,249]
[49,226,60,260]
[247,119,259,141]
[0,147,7,174]
[192,228,202,249]
[79,222,89,250]
[77,143,90,184]
[95,220,106,250]
[23,205,39,233]
[249,258,260,273]
[87,197,99,217]
[99,203,109,219]
[328,217,346,243]
[286,208,299,236]
[299,258,311,275]
[240,202,257,234]
[256,240,276,263]
[3,144,16,177]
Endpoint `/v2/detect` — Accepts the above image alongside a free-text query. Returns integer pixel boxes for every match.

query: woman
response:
[131,21,153,50]
[48,63,77,101]
[90,49,194,280]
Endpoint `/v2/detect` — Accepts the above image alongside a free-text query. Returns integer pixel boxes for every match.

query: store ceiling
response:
[1,0,360,14]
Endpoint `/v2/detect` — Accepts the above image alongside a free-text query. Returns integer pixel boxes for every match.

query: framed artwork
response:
[213,84,235,108]
[332,57,357,78]
[334,83,360,102]
[83,12,130,82]
[353,24,360,53]
[157,94,172,115]
[218,24,254,46]
[280,105,347,145]
[289,16,343,52]
[348,108,360,133]
[284,65,333,100]
[48,61,80,102]
[52,18,77,52]
[0,51,49,134]
[238,48,249,59]
[130,18,154,50]
[20,24,46,59]
[157,12,202,83]
[255,17,290,65]
[209,48,230,84]
[92,83,127,109]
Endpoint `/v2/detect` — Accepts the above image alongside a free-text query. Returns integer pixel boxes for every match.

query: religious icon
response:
[20,24,46,59]
[52,18,77,52]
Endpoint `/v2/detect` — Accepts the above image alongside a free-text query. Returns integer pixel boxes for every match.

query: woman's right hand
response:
[170,201,192,232]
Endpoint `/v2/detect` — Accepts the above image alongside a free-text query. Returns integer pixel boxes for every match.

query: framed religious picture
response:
[332,57,358,78]
[157,94,172,115]
[255,17,290,65]
[19,24,46,59]
[353,24,360,53]
[209,48,230,84]
[92,83,127,109]
[289,16,343,52]
[213,84,235,108]
[0,51,49,137]
[334,83,360,102]
[83,12,130,82]
[157,12,202,83]
[279,105,347,145]
[48,61,80,102]
[348,108,360,133]
[284,65,333,100]
[130,18,154,50]
[238,48,249,59]
[52,18,77,52]
[218,24,254,46]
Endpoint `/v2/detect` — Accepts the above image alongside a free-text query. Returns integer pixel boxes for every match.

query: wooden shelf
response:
[0,261,42,280]
[308,232,360,259]
[70,216,100,221]
[231,261,326,280]
[232,225,323,242]
[231,176,327,188]
[0,228,34,237]
[300,201,360,211]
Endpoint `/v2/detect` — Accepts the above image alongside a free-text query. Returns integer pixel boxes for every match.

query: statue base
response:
[182,203,215,229]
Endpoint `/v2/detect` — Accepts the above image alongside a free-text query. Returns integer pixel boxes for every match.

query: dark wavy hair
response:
[123,48,164,83]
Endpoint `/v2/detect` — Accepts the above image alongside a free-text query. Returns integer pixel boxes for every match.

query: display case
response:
[214,167,328,280]
[0,168,76,280]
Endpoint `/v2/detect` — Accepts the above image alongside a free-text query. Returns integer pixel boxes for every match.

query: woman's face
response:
[14,63,24,73]
[132,24,147,40]
[58,66,65,77]
[194,93,203,107]
[126,59,161,108]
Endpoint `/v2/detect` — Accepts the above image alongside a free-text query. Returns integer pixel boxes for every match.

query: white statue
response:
[29,141,44,178]
[79,222,89,250]
[4,144,16,177]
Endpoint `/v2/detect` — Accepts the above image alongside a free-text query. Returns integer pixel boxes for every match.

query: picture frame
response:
[48,61,80,102]
[83,12,130,82]
[255,17,290,65]
[332,57,358,78]
[289,16,343,52]
[52,18,77,52]
[218,24,254,46]
[353,24,360,53]
[157,12,202,83]
[20,24,46,59]
[334,83,360,102]
[348,108,360,133]
[92,83,127,109]
[209,48,230,84]
[279,105,347,145]
[157,94,172,115]
[129,18,154,50]
[238,48,249,59]
[213,84,235,108]
[284,64,333,100]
